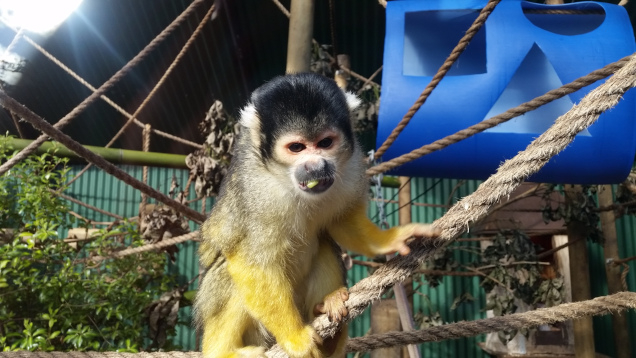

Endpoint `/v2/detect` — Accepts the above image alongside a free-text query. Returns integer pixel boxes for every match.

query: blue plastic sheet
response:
[377,0,636,183]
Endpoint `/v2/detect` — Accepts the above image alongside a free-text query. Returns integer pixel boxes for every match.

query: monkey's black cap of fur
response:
[250,72,355,161]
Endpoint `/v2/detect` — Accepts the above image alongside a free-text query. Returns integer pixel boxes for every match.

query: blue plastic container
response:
[377,0,636,184]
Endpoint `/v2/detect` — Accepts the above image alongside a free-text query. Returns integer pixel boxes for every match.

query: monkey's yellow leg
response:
[329,201,430,257]
[226,252,322,358]
[201,295,261,358]
[305,238,349,357]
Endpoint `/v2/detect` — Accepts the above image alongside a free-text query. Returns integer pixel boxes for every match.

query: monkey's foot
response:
[314,287,349,322]
[280,326,322,358]
[235,346,266,358]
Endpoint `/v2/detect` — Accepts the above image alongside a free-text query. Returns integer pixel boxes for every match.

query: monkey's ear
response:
[239,103,262,148]
[344,91,361,111]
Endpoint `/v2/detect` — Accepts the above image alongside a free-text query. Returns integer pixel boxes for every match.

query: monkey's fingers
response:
[314,287,349,323]
[397,243,411,256]
[411,223,442,238]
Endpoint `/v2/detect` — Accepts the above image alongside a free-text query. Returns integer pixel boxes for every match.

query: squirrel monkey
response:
[194,73,439,358]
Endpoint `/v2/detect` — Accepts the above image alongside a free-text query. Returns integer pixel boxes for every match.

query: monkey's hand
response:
[313,287,349,322]
[384,223,441,256]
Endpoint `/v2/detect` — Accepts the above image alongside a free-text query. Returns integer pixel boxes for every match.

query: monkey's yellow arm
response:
[329,202,434,257]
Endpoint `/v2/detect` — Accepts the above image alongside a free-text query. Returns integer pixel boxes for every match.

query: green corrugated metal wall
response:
[61,166,636,357]
[62,165,209,351]
[361,178,488,358]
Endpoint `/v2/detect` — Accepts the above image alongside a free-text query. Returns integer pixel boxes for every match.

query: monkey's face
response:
[274,129,351,195]
[238,73,362,198]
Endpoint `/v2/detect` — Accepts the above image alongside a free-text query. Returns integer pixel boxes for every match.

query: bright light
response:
[0,0,83,34]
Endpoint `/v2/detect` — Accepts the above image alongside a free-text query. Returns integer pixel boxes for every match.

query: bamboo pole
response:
[564,185,595,358]
[4,138,403,188]
[397,177,419,358]
[286,0,314,73]
[6,138,187,168]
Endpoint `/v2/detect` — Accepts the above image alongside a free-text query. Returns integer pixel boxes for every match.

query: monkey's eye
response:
[288,143,306,153]
[317,137,333,148]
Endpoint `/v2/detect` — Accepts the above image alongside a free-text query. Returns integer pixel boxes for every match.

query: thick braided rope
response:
[367,54,632,176]
[346,291,636,352]
[0,354,200,358]
[265,49,636,357]
[0,91,206,224]
[374,0,501,159]
[1,292,633,357]
[0,0,206,177]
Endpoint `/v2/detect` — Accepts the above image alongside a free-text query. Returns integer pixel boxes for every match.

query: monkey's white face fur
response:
[238,90,362,202]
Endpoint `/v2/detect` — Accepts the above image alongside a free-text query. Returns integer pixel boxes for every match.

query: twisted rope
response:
[620,263,630,291]
[0,91,206,224]
[66,3,214,188]
[0,354,200,358]
[53,190,124,221]
[367,54,633,176]
[6,291,631,357]
[10,32,202,150]
[373,0,501,159]
[0,0,206,177]
[346,291,636,352]
[92,231,200,262]
[140,124,152,211]
[1,28,26,139]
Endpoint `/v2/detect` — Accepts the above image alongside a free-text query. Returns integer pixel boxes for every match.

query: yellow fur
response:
[329,201,416,257]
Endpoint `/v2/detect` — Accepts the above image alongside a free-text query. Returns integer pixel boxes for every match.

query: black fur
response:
[250,73,354,161]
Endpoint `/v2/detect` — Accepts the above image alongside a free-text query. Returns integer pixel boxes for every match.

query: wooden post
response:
[399,176,414,307]
[395,176,420,358]
[334,54,351,89]
[286,0,314,74]
[564,185,595,358]
[370,299,402,358]
[598,185,631,358]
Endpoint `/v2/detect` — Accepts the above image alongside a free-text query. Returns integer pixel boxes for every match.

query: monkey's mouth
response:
[299,177,334,194]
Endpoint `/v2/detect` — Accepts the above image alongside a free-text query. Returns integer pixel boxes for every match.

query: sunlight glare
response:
[0,0,83,34]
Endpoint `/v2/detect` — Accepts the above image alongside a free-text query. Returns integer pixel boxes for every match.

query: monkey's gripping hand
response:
[314,287,349,323]
[328,201,441,257]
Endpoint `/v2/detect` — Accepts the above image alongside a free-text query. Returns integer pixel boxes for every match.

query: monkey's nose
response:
[303,158,327,173]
